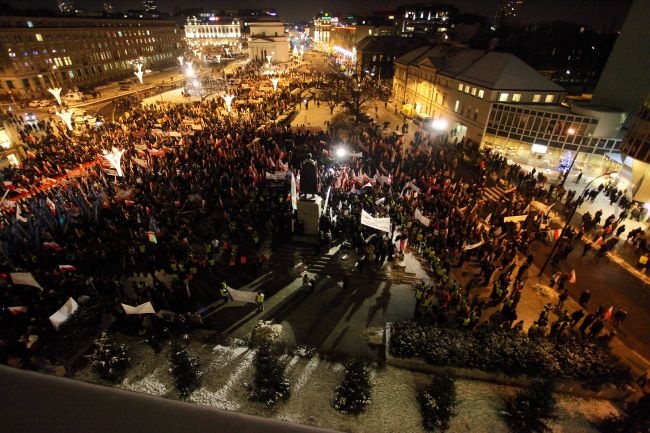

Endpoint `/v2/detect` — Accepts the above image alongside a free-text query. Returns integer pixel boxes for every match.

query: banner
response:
[414,208,431,227]
[504,214,529,223]
[290,171,297,211]
[49,297,78,330]
[462,240,484,251]
[349,151,363,158]
[265,171,287,181]
[121,301,156,315]
[226,287,258,304]
[361,210,391,233]
[10,272,43,290]
[401,180,420,195]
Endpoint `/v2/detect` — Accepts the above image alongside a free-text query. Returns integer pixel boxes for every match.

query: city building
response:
[247,16,289,64]
[102,2,113,14]
[57,0,75,14]
[184,16,242,51]
[142,0,157,14]
[0,110,22,168]
[392,45,623,169]
[312,12,333,48]
[0,15,183,98]
[396,3,456,37]
[494,0,524,26]
[356,36,427,80]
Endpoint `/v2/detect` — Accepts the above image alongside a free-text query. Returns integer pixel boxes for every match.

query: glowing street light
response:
[335,146,348,159]
[102,147,125,177]
[567,127,576,135]
[222,94,235,112]
[48,87,63,105]
[56,109,74,131]
[185,62,194,78]
[271,77,280,91]
[431,118,448,132]
[266,55,273,64]
[216,54,221,64]
[177,56,184,66]
[134,62,144,84]
[293,46,299,57]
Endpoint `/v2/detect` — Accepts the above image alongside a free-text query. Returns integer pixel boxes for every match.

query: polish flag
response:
[59,265,77,272]
[568,269,577,284]
[604,306,613,322]
[552,228,561,241]
[8,306,28,315]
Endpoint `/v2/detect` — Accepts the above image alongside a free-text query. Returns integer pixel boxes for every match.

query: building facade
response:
[396,3,455,37]
[0,16,183,98]
[247,18,289,64]
[312,12,332,48]
[392,45,622,168]
[184,17,241,50]
[356,36,426,80]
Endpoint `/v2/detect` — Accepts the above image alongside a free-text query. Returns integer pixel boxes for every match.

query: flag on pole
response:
[604,306,613,322]
[58,264,78,272]
[147,231,158,244]
[568,269,577,284]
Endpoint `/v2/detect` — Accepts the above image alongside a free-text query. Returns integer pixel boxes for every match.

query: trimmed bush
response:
[169,338,202,399]
[248,342,290,407]
[332,360,372,415]
[503,379,557,433]
[389,321,630,388]
[595,393,650,433]
[417,372,457,432]
[89,332,130,383]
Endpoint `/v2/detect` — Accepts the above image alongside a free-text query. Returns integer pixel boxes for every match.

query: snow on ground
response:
[74,334,620,433]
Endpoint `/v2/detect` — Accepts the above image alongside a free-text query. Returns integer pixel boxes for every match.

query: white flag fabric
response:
[226,287,258,304]
[361,210,391,233]
[463,240,484,251]
[349,151,363,158]
[401,180,420,195]
[49,297,78,330]
[414,208,431,227]
[504,214,529,223]
[265,171,287,181]
[375,197,386,205]
[530,201,555,214]
[10,272,43,290]
[290,171,297,211]
[121,301,156,315]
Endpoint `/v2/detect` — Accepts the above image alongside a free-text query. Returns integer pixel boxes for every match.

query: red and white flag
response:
[568,269,577,284]
[59,265,78,272]
[604,306,613,322]
[8,306,28,315]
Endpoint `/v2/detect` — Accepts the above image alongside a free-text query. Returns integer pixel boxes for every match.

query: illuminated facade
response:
[494,0,524,26]
[393,45,622,168]
[248,17,289,63]
[396,3,454,37]
[184,17,242,49]
[0,16,183,97]
[313,12,332,47]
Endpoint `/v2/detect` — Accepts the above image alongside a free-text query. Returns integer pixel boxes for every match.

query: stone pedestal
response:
[297,196,322,236]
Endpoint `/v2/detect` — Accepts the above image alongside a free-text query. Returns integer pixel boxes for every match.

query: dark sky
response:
[10,0,633,30]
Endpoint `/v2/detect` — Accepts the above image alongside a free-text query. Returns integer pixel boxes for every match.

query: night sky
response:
[9,0,632,29]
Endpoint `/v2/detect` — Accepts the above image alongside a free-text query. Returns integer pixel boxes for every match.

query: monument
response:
[297,154,322,236]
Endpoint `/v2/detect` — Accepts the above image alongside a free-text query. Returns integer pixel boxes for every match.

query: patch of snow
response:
[293,357,320,394]
[121,367,170,397]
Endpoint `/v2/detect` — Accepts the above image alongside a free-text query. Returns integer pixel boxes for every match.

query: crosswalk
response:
[482,186,510,202]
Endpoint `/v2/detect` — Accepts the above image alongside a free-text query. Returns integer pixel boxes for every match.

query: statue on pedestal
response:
[300,153,318,199]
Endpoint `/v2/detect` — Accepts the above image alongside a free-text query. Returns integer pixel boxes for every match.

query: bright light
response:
[271,77,279,91]
[185,62,194,78]
[134,70,144,84]
[567,127,576,135]
[101,147,125,177]
[333,45,354,58]
[335,147,347,158]
[47,87,62,105]
[177,56,184,66]
[56,109,74,131]
[222,94,235,112]
[431,118,448,131]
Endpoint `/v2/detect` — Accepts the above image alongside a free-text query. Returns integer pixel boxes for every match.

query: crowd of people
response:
[0,55,643,379]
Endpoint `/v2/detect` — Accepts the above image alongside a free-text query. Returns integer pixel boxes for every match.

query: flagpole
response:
[537,171,613,276]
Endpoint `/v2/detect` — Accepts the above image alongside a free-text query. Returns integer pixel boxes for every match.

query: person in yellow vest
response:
[256,291,265,312]
[219,281,229,304]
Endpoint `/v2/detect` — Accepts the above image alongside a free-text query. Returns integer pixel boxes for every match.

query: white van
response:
[62,91,85,103]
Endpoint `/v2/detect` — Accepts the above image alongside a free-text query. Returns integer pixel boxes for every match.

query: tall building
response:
[392,45,623,170]
[184,16,242,51]
[396,3,456,37]
[57,0,75,14]
[0,15,183,97]
[313,12,332,48]
[494,0,523,26]
[142,0,157,14]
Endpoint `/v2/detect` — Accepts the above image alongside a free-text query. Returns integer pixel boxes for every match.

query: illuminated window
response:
[499,93,509,101]
[457,83,463,91]
[471,87,477,96]
[464,85,470,93]
[454,100,460,112]
[35,33,43,42]
[533,94,541,102]
[545,94,554,103]
[512,93,521,102]
[478,89,484,98]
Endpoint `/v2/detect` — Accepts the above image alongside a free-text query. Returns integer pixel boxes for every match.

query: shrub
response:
[169,338,202,399]
[89,332,130,383]
[595,393,650,433]
[248,342,290,406]
[503,379,557,433]
[332,360,373,415]
[417,372,457,432]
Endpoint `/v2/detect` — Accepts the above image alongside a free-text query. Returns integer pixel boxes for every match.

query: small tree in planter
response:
[417,372,457,432]
[169,338,202,399]
[595,393,650,433]
[89,332,131,383]
[332,360,373,415]
[248,342,290,407]
[503,379,557,433]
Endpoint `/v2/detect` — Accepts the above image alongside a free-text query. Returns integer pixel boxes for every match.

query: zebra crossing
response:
[481,186,510,203]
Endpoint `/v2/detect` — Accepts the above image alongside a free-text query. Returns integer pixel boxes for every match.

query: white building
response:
[248,17,290,64]
[184,17,242,49]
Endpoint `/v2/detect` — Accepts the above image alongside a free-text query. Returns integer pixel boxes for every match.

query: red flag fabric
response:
[58,265,78,272]
[604,306,613,321]
[568,269,576,284]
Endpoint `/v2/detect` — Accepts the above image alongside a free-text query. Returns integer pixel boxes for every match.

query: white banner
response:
[414,208,431,227]
[226,287,258,304]
[462,240,484,251]
[265,171,287,181]
[10,272,43,291]
[49,297,78,330]
[121,301,156,315]
[401,180,420,195]
[349,151,363,158]
[361,210,391,233]
[504,214,529,223]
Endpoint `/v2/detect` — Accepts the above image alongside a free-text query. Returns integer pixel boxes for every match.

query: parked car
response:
[28,100,41,108]
[62,91,86,103]
[23,112,37,123]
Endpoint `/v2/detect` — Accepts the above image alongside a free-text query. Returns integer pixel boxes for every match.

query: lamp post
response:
[222,94,234,113]
[48,87,63,105]
[559,127,577,187]
[56,109,74,131]
[134,61,144,84]
[178,56,184,67]
[102,147,125,177]
[538,170,614,276]
[271,77,279,92]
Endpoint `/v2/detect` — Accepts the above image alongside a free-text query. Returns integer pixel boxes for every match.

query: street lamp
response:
[134,61,144,84]
[177,56,184,66]
[48,87,63,105]
[335,146,347,159]
[271,77,279,91]
[538,170,614,276]
[431,118,448,132]
[222,94,235,112]
[559,127,578,187]
[185,62,194,78]
[101,147,125,177]
[56,109,74,131]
